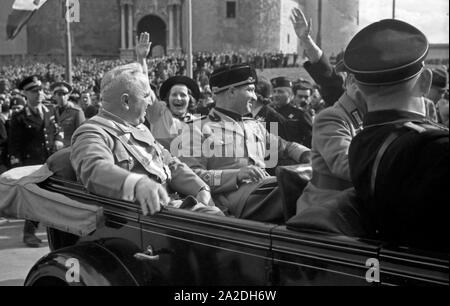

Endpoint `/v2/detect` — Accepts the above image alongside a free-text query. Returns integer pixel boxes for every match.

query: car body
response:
[24,176,449,286]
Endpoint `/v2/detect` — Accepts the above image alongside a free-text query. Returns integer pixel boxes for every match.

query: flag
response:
[6,0,49,40]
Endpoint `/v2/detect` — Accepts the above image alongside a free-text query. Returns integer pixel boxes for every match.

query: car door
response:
[378,246,449,286]
[270,226,382,286]
[45,178,142,250]
[139,208,277,286]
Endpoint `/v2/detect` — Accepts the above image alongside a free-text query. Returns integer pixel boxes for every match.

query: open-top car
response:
[0,159,448,286]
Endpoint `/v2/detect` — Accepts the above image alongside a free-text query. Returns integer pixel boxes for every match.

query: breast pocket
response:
[113,146,133,171]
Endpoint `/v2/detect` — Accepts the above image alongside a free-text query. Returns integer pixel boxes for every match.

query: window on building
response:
[287,34,290,44]
[226,1,236,19]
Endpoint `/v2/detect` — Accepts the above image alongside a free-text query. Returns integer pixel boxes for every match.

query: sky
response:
[359,0,449,43]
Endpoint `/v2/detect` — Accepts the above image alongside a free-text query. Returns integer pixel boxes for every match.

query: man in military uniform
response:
[176,64,311,223]
[345,20,449,252]
[251,78,289,140]
[270,77,312,147]
[51,81,86,147]
[9,75,64,247]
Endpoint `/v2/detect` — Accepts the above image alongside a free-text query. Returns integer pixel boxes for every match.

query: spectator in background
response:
[9,96,26,113]
[137,33,201,150]
[9,76,64,248]
[428,67,448,104]
[195,87,215,116]
[252,78,289,141]
[437,96,449,127]
[0,101,8,174]
[270,77,313,147]
[51,81,86,147]
[0,79,10,95]
[292,80,314,117]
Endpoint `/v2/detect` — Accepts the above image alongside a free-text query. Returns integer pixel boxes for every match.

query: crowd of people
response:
[0,8,449,253]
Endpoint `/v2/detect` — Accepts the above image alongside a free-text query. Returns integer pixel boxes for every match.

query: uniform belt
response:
[311,172,353,191]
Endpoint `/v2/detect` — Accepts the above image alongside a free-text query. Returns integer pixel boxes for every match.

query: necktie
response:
[35,107,43,120]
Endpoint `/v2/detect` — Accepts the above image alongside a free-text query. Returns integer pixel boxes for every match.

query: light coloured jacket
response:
[297,93,366,214]
[176,108,310,194]
[71,110,208,202]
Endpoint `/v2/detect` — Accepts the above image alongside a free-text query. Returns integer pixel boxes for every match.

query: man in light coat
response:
[71,62,220,216]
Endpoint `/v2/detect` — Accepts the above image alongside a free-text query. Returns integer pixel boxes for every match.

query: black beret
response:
[159,76,200,100]
[50,81,73,94]
[18,75,43,91]
[271,77,292,89]
[341,19,429,86]
[431,67,448,89]
[210,64,257,94]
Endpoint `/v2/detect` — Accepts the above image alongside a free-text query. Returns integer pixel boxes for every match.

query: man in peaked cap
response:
[9,75,64,248]
[176,64,311,223]
[51,81,85,148]
[270,76,313,147]
[345,19,449,252]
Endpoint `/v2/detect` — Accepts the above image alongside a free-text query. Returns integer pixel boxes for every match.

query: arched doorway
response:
[137,15,166,57]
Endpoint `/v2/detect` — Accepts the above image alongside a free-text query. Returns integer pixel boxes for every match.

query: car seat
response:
[46,147,77,182]
[275,164,311,222]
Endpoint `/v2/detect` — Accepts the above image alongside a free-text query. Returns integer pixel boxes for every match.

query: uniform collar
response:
[99,109,134,130]
[214,107,246,121]
[364,110,426,127]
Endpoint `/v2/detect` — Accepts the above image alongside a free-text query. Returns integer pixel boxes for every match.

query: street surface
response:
[0,219,49,286]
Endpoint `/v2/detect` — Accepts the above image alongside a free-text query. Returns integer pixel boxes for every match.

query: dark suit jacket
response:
[254,105,290,141]
[304,55,344,107]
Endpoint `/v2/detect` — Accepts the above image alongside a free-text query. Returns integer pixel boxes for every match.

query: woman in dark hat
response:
[145,75,201,150]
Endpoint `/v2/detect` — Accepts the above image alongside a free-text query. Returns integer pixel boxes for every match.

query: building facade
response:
[1,0,359,60]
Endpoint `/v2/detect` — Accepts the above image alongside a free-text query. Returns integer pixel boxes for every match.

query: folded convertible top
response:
[0,165,103,236]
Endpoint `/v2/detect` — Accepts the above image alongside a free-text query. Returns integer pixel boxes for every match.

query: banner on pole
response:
[6,0,49,40]
[61,0,80,23]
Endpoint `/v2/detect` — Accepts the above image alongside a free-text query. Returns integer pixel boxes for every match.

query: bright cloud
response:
[359,0,449,43]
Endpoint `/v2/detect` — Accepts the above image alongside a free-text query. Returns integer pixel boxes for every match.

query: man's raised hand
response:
[291,8,312,41]
[136,32,152,60]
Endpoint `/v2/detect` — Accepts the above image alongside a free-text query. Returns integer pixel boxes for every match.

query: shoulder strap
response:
[370,131,401,197]
[369,120,448,197]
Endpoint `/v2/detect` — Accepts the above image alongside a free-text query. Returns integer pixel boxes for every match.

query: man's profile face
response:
[228,84,257,115]
[128,74,154,126]
[272,87,292,107]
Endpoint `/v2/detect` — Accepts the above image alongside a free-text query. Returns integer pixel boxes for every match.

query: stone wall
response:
[4,0,359,57]
[27,0,121,57]
[189,0,282,53]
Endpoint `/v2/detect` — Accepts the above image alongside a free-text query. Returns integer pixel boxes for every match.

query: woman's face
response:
[168,84,190,117]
